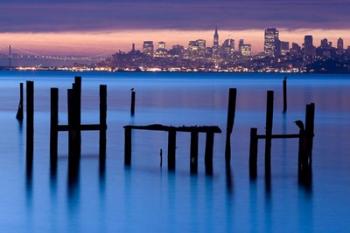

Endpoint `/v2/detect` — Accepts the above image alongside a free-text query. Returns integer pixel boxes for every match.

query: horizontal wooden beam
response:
[57,124,107,131]
[124,124,221,133]
[258,133,300,139]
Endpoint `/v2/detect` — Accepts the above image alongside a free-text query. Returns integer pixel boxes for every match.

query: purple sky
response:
[0,0,349,32]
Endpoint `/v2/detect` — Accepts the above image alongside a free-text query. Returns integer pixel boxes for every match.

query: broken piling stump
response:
[16,82,24,121]
[99,85,107,160]
[26,81,34,159]
[204,132,214,175]
[50,88,59,163]
[130,88,136,116]
[264,90,274,175]
[190,131,199,174]
[249,128,258,179]
[225,88,237,163]
[283,77,287,113]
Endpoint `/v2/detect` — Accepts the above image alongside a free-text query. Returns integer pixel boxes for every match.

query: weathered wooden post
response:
[50,88,59,161]
[130,88,136,116]
[205,131,214,175]
[124,127,132,165]
[283,77,287,113]
[67,88,80,180]
[168,129,176,170]
[16,82,24,121]
[26,81,34,159]
[67,89,80,159]
[265,90,274,175]
[72,76,81,156]
[249,128,258,179]
[190,131,199,174]
[304,103,315,166]
[225,88,237,163]
[99,85,107,160]
[67,89,74,158]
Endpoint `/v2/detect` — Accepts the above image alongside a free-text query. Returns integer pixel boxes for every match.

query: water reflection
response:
[298,166,313,195]
[67,158,80,208]
[66,159,81,233]
[25,156,33,209]
[225,163,234,194]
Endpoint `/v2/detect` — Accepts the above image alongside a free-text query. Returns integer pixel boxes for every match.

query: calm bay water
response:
[0,71,349,233]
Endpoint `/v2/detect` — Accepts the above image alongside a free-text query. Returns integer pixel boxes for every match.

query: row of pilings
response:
[17,76,314,188]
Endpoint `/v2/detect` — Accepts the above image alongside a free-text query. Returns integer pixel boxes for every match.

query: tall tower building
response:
[303,35,315,57]
[264,28,279,57]
[337,38,344,50]
[213,27,219,49]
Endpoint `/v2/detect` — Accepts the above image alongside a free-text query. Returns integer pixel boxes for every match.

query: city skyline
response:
[0,28,349,56]
[0,0,349,56]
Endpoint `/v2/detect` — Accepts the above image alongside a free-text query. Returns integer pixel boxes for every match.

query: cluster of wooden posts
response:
[16,76,315,182]
[249,90,315,184]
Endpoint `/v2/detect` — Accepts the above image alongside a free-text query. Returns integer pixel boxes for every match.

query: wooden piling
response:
[124,127,132,165]
[50,88,59,161]
[205,132,214,175]
[67,89,79,159]
[99,85,107,160]
[283,77,287,113]
[73,76,81,156]
[131,89,135,116]
[264,90,274,174]
[225,88,237,163]
[190,131,199,174]
[16,82,24,121]
[304,103,315,166]
[168,129,176,170]
[74,76,81,115]
[297,122,306,173]
[26,81,34,159]
[249,128,258,179]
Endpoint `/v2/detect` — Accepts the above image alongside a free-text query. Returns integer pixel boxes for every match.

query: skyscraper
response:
[143,41,154,56]
[213,27,219,49]
[337,38,344,50]
[303,35,315,57]
[264,28,279,57]
[238,39,244,51]
[320,38,331,49]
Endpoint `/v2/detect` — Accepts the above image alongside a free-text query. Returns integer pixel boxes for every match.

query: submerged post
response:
[225,88,237,163]
[283,77,287,113]
[73,76,81,156]
[130,88,136,116]
[16,82,24,121]
[68,89,80,160]
[297,120,306,173]
[249,128,258,179]
[124,127,132,165]
[26,81,34,159]
[205,131,214,175]
[190,131,199,174]
[50,88,59,161]
[168,129,176,170]
[99,85,107,160]
[265,90,274,175]
[304,103,315,166]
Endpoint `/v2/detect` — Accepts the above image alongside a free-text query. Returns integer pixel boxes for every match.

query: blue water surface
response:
[0,71,349,233]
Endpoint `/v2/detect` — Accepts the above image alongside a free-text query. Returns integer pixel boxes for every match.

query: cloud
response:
[0,0,349,32]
